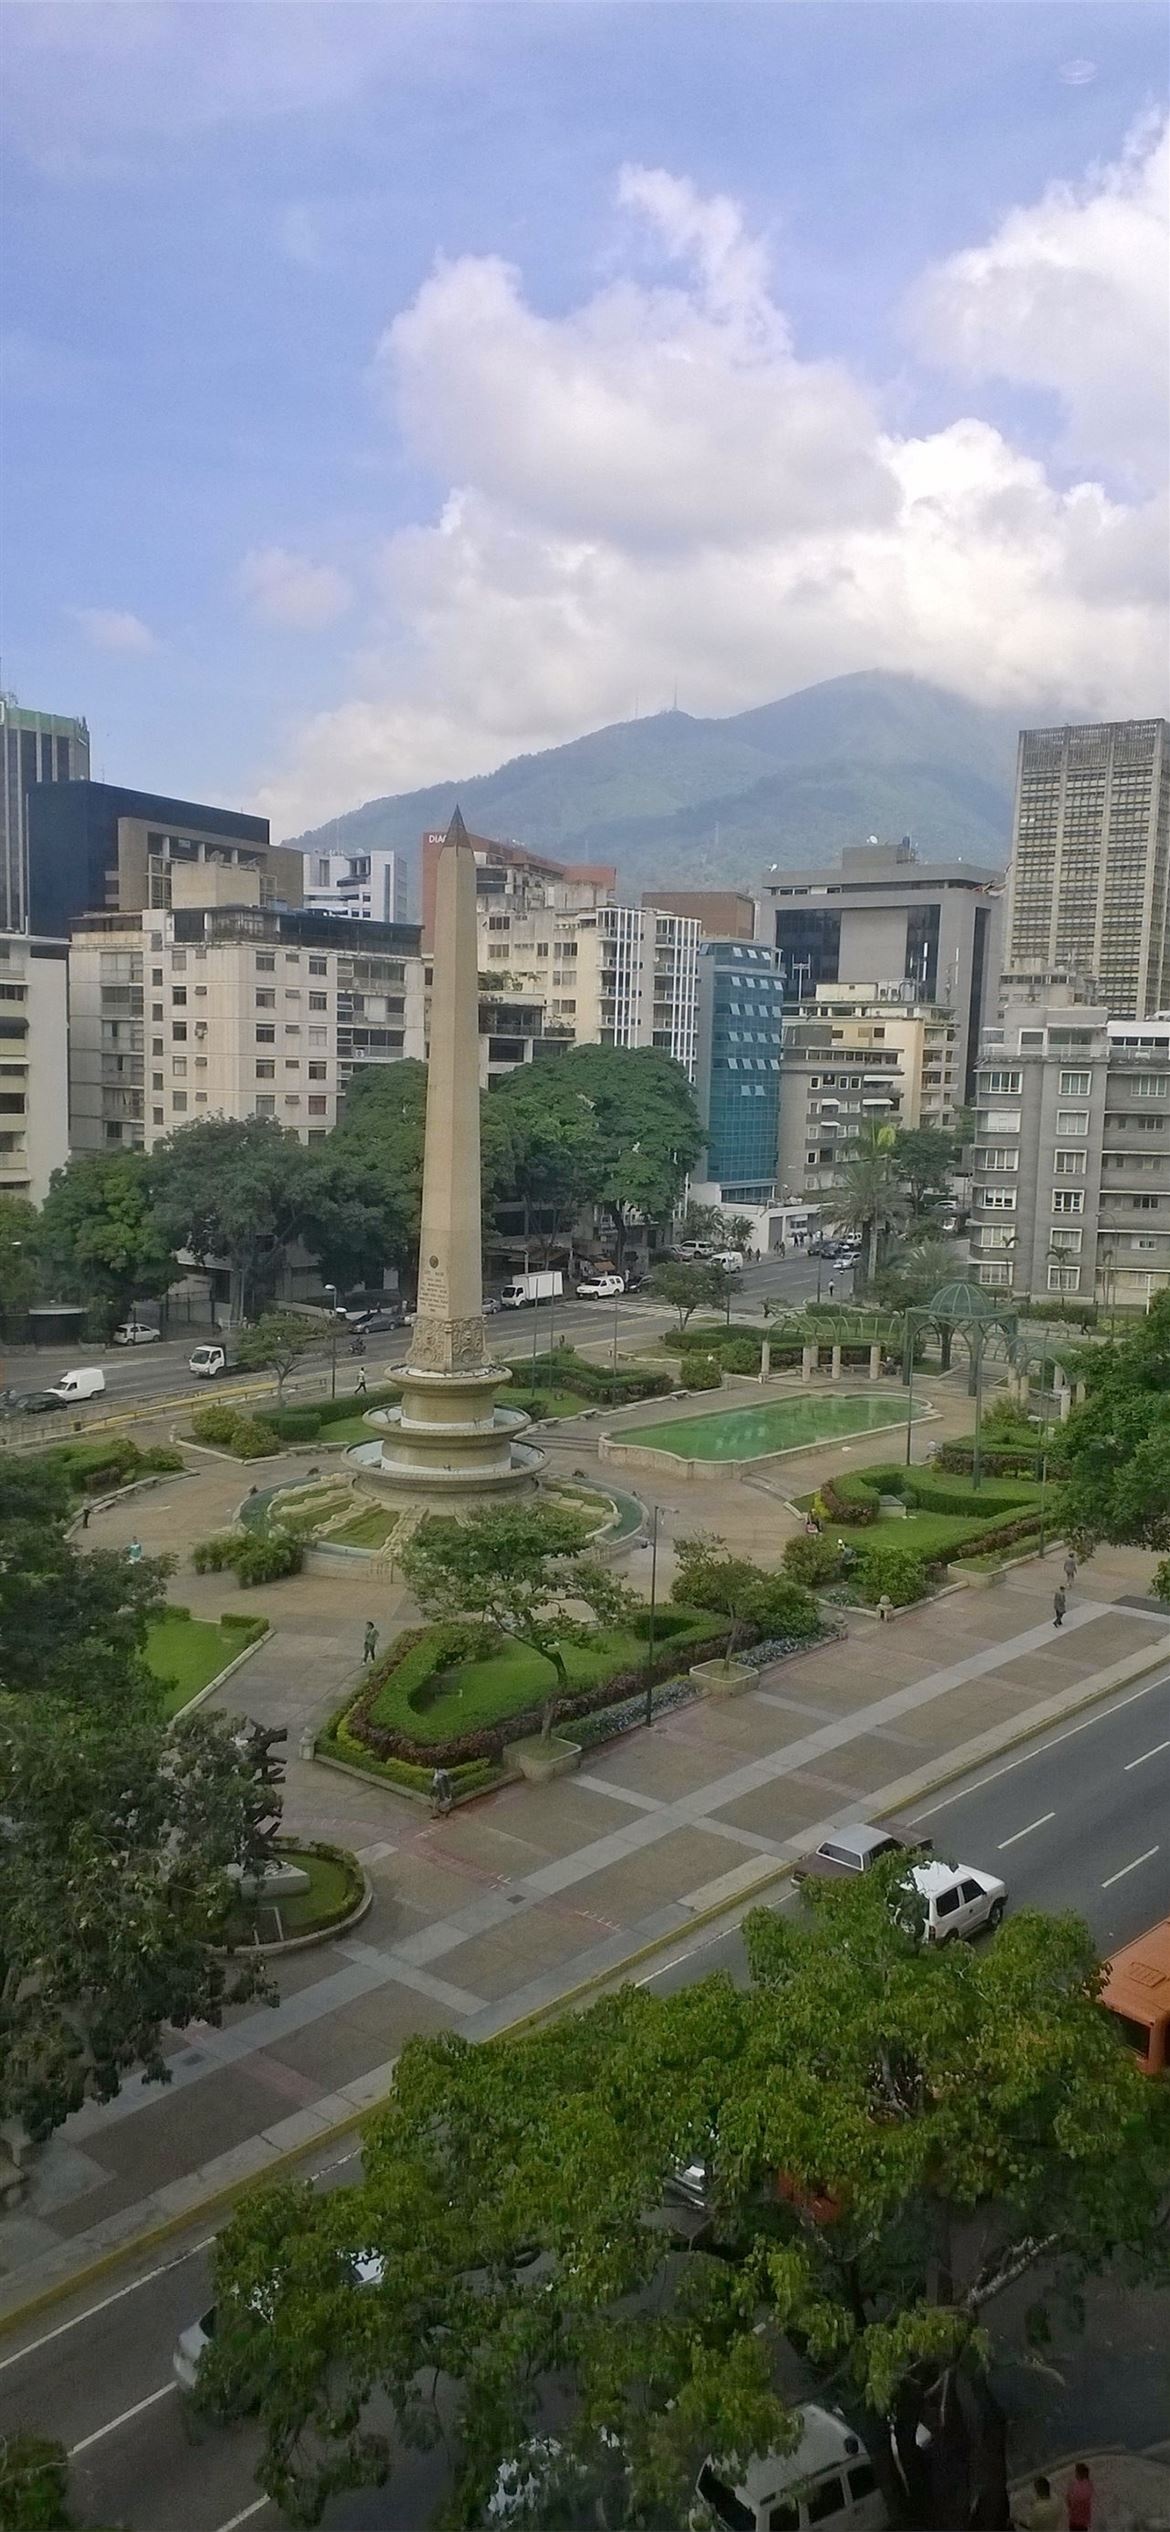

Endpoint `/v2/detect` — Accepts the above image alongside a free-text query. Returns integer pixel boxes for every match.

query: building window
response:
[308,958,327,977]
[981,1068,1022,1094]
[1049,1227,1082,1252]
[255,990,275,1010]
[979,1186,1017,1211]
[152,1072,163,1091]
[1052,1189,1084,1214]
[172,1058,187,1080]
[256,1061,275,1080]
[309,993,327,1012]
[152,968,163,986]
[256,953,276,972]
[307,1094,328,1115]
[974,1147,1019,1171]
[308,1061,327,1081]
[1131,1194,1160,1210]
[1059,1070,1092,1095]
[978,1261,1012,1288]
[172,1023,187,1043]
[255,1095,276,1115]
[256,1026,275,1044]
[1054,1149,1086,1176]
[1048,1264,1081,1292]
[172,1091,187,1113]
[172,987,187,1007]
[152,1107,164,1126]
[1056,1111,1088,1135]
[1135,1075,1169,1099]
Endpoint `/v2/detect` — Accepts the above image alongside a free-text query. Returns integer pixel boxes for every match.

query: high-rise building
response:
[303,845,407,925]
[421,827,614,946]
[692,938,784,1207]
[0,695,90,932]
[477,893,700,1077]
[1003,720,1170,1018]
[759,839,1004,1105]
[0,930,69,1201]
[642,888,755,940]
[28,780,302,938]
[969,998,1170,1306]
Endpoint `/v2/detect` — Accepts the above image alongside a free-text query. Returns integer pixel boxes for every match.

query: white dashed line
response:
[1101,1845,1160,1890]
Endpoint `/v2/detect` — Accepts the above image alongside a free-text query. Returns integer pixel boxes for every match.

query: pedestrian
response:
[430,1765,453,1818]
[877,1593,893,1624]
[827,1279,835,1299]
[127,1536,142,1564]
[80,1502,91,1530]
[355,1365,368,1395]
[1065,2464,1094,2532]
[1063,1549,1077,1588]
[1053,1584,1067,1629]
[1014,2476,1062,2531]
[363,1620,379,1665]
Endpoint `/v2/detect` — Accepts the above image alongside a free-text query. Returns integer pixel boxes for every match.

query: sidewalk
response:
[1,1503,1165,2320]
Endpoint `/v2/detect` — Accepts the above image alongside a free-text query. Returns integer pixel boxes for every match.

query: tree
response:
[873,1238,955,1316]
[0,1194,39,1320]
[235,1311,321,1402]
[722,1213,756,1255]
[648,1260,728,1334]
[827,1121,906,1289]
[0,1467,171,1718]
[492,1061,601,1267]
[891,1126,958,1224]
[400,1503,636,1742]
[554,1046,703,1265]
[203,1871,1170,2529]
[1057,1291,1170,1551]
[37,1152,175,1335]
[680,1200,728,1249]
[671,1536,818,1659]
[335,1060,522,1293]
[150,1116,319,1323]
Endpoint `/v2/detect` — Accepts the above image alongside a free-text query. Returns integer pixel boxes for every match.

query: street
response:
[3,1663,1167,2532]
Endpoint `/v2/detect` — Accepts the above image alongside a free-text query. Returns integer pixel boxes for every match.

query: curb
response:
[2,1618,1168,2341]
[169,1624,274,1719]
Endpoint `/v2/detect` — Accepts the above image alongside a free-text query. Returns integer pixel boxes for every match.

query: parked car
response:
[575,1272,624,1299]
[710,1250,744,1274]
[907,1859,1006,1943]
[355,1308,404,1335]
[174,2249,386,2396]
[482,1295,502,1316]
[695,2403,887,2532]
[621,1269,646,1294]
[113,1321,161,1345]
[792,1820,930,1887]
[18,1389,68,1415]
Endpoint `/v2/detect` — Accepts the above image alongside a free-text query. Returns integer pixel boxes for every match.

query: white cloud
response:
[1059,60,1098,86]
[237,546,352,631]
[906,114,1169,484]
[70,607,156,654]
[254,146,1168,838]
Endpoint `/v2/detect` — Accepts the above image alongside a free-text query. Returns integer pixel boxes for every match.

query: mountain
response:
[289,671,1020,901]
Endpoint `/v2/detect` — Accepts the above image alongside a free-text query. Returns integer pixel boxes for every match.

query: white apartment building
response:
[970,1000,1170,1305]
[0,930,69,1200]
[775,984,956,1215]
[303,845,407,926]
[478,897,700,1078]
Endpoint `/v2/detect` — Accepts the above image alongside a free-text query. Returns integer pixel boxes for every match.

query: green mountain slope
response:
[289,671,1020,895]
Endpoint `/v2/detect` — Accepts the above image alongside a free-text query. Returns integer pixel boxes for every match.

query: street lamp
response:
[643,1504,660,1728]
[612,1280,621,1376]
[324,1284,338,1400]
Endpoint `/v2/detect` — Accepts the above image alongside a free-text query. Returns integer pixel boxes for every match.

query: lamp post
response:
[972,1329,985,1493]
[644,1504,660,1728]
[612,1282,621,1377]
[324,1284,338,1401]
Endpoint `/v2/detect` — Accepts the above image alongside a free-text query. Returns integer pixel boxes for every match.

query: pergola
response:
[899,1280,1019,1485]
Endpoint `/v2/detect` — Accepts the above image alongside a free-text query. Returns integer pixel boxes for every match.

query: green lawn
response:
[797,1468,1048,1566]
[330,1504,400,1549]
[146,1613,260,1718]
[369,1608,712,1742]
[223,1847,360,1943]
[507,1387,591,1419]
[318,1412,376,1445]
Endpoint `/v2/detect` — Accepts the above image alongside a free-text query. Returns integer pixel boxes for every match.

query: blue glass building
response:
[694,937,784,1205]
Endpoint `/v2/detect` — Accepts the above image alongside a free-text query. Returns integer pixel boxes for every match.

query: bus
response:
[1099,1914,1170,2073]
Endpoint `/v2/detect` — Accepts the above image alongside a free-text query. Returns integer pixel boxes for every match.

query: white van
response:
[712,1250,745,1274]
[695,2404,886,2532]
[50,1366,106,1402]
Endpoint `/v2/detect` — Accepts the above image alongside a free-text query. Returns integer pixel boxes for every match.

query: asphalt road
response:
[0,1253,851,1423]
[3,1663,1166,2532]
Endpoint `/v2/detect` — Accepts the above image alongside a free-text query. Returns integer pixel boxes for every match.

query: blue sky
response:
[2,2,1166,839]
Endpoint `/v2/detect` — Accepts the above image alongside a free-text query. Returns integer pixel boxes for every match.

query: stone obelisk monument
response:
[361,809,537,1498]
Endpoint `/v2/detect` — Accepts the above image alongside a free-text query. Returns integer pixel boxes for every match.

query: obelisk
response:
[359,808,537,1497]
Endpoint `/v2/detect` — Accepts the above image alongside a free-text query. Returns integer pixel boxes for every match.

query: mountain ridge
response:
[289,671,1021,901]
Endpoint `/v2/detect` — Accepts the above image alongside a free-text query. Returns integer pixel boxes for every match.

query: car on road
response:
[710,1249,744,1273]
[354,1307,404,1335]
[113,1321,161,1345]
[189,1343,230,1378]
[14,1389,68,1415]
[907,1858,1006,1943]
[792,1821,930,1885]
[173,2248,386,2395]
[575,1272,624,1298]
[620,1269,645,1293]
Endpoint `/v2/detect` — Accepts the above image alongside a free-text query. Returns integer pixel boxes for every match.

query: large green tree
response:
[235,1311,321,1402]
[400,1503,635,1742]
[1057,1290,1170,1550]
[335,1061,522,1292]
[0,1194,40,1319]
[491,1060,601,1265]
[551,1045,703,1264]
[0,1459,171,1716]
[648,1260,729,1334]
[202,1870,1170,2529]
[890,1125,958,1224]
[37,1151,175,1335]
[827,1122,907,1289]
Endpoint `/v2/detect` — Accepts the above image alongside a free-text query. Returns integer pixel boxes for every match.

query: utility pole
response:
[644,1505,659,1728]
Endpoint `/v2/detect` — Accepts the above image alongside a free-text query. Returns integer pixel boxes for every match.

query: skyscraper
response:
[0,694,90,932]
[1003,720,1170,1019]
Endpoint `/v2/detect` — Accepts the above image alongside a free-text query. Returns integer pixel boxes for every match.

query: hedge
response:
[340,1614,741,1769]
[782,1533,844,1587]
[264,1385,400,1440]
[817,1472,881,1526]
[933,1442,1051,1479]
[192,1529,304,1585]
[514,1351,672,1407]
[857,1542,929,1605]
[660,1322,765,1354]
[862,1464,1044,1520]
[679,1353,723,1390]
[33,1435,184,1495]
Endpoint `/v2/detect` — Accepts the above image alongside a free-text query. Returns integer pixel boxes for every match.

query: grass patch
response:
[507,1387,591,1419]
[315,1412,376,1445]
[329,1503,401,1550]
[222,1843,363,1944]
[367,1609,712,1744]
[146,1612,261,1717]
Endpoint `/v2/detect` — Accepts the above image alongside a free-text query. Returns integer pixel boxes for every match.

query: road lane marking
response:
[0,2238,215,2373]
[212,2500,273,2530]
[68,2382,175,2453]
[1102,1845,1160,1890]
[1124,1736,1170,1771]
[997,1811,1055,1850]
[913,1673,1170,1819]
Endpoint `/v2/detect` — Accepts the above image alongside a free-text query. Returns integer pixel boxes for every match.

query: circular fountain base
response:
[349,1363,542,1503]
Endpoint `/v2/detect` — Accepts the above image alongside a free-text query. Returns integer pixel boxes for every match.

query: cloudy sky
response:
[2,1,1167,840]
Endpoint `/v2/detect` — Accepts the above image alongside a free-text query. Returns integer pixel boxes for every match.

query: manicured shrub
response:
[858,1541,929,1605]
[192,1533,239,1572]
[660,1321,763,1353]
[819,1472,881,1526]
[781,1533,844,1587]
[219,1610,268,1640]
[192,1404,245,1447]
[515,1351,671,1407]
[933,1442,1049,1480]
[231,1530,303,1585]
[679,1353,723,1391]
[232,1419,281,1460]
[264,1408,324,1443]
[141,1444,186,1473]
[718,1337,764,1374]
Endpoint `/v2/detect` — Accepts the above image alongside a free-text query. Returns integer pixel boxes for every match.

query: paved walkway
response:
[2,1423,1165,2316]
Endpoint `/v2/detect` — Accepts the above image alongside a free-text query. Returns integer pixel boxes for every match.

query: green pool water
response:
[617,1392,926,1462]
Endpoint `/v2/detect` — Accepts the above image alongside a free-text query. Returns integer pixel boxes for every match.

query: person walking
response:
[127,1537,142,1564]
[1053,1584,1067,1629]
[1065,2464,1094,2531]
[80,1502,91,1530]
[1063,1549,1077,1589]
[355,1365,368,1395]
[362,1620,379,1665]
[1013,2477,1062,2531]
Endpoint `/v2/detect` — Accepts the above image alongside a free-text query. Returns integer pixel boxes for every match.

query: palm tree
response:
[827,1121,907,1290]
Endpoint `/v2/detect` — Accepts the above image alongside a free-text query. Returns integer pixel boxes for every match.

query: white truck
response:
[499,1270,564,1310]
